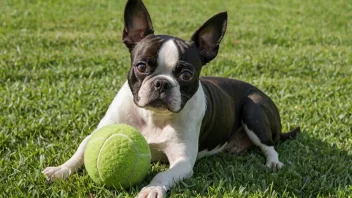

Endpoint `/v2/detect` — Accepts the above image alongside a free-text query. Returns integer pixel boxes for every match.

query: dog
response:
[43,0,300,197]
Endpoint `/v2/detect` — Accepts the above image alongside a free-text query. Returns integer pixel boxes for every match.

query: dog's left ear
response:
[191,12,227,65]
[122,0,154,51]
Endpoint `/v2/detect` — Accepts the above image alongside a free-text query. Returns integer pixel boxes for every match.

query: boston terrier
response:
[43,0,300,197]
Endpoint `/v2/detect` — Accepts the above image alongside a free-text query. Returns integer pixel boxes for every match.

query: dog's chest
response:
[107,81,207,161]
[121,108,176,162]
[133,118,177,162]
[141,125,170,162]
[109,83,182,162]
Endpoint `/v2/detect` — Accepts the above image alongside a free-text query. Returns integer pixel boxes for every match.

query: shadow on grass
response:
[85,131,352,197]
[170,131,352,197]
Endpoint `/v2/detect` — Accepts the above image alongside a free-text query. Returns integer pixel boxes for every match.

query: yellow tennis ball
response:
[84,124,151,188]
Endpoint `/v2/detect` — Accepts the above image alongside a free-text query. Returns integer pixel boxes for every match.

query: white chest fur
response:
[97,81,207,162]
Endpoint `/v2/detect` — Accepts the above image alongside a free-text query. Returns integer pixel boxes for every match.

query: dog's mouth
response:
[146,98,176,113]
[135,96,181,113]
[148,99,167,109]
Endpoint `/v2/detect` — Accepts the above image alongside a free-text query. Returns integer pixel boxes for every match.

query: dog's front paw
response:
[266,160,283,169]
[42,166,71,181]
[137,186,166,198]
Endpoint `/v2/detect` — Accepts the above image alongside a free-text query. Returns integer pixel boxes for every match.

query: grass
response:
[1,0,351,197]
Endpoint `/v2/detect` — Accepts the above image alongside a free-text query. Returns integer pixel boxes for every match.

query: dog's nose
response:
[153,79,171,92]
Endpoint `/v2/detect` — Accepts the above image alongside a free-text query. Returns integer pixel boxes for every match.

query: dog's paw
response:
[265,160,284,169]
[42,166,71,181]
[137,186,166,198]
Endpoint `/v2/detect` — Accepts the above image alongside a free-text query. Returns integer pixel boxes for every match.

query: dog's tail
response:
[280,126,301,141]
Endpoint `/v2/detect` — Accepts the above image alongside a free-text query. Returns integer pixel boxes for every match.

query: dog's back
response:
[199,76,282,153]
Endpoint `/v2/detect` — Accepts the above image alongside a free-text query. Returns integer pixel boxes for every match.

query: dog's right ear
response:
[122,0,154,51]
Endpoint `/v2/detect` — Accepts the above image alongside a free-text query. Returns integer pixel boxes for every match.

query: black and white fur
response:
[43,0,299,197]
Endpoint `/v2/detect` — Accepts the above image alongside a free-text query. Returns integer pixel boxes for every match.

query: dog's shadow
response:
[105,131,352,197]
[161,131,352,197]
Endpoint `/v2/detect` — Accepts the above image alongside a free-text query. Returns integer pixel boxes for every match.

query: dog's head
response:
[123,0,227,113]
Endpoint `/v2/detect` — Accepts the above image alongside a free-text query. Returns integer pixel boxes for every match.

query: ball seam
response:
[116,133,148,185]
[96,134,119,183]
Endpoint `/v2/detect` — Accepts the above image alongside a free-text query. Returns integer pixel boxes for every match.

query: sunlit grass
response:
[1,0,351,197]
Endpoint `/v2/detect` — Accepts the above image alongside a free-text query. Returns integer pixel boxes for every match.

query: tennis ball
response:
[84,124,151,188]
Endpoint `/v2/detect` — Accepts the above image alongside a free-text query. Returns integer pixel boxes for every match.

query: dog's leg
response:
[242,98,283,169]
[225,126,254,154]
[137,158,194,198]
[42,117,118,180]
[243,124,283,169]
[42,134,91,180]
[137,135,197,198]
[43,82,131,180]
[43,107,126,181]
[43,118,122,180]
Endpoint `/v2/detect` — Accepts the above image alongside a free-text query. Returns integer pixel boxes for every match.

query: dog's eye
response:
[179,71,193,81]
[136,62,147,73]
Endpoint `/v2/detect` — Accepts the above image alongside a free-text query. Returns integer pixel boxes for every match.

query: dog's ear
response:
[191,12,227,65]
[122,0,154,51]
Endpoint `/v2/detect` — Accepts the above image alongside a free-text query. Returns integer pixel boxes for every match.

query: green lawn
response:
[1,0,351,197]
